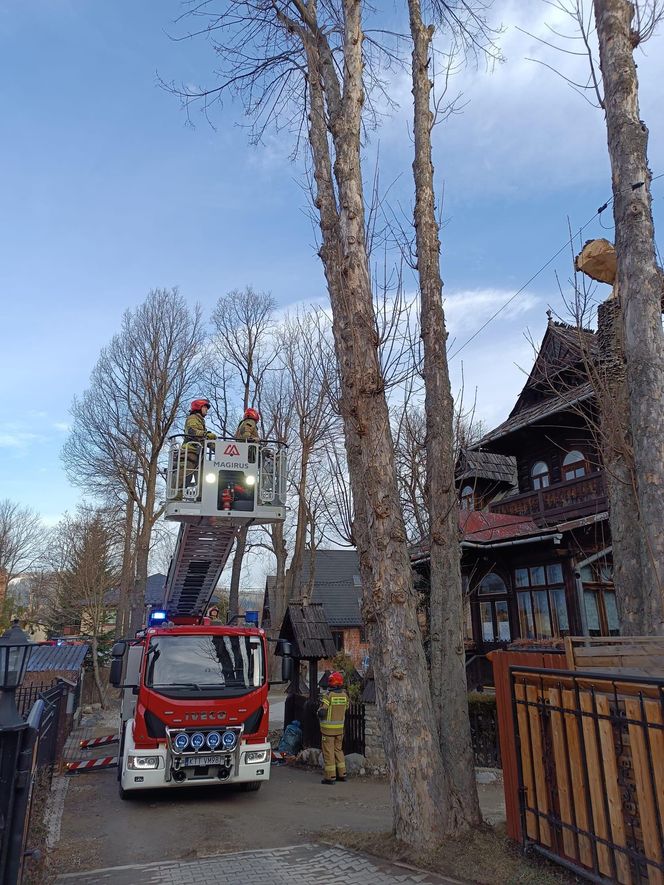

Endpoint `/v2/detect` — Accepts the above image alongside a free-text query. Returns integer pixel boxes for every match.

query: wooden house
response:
[415,318,617,688]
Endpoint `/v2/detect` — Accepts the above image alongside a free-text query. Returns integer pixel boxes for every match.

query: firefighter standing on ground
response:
[318,671,349,784]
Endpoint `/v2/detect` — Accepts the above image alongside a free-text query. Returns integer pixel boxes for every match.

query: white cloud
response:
[52,421,71,433]
[0,427,39,449]
[444,287,539,337]
[378,0,664,197]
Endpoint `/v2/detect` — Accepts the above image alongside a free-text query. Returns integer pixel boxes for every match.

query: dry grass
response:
[324,824,581,884]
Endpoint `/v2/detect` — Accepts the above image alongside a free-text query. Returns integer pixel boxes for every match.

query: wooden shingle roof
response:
[279,604,337,661]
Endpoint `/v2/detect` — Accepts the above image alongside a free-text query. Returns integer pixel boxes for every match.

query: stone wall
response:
[363,703,387,771]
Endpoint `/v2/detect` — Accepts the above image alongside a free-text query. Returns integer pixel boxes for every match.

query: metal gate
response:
[511,665,664,884]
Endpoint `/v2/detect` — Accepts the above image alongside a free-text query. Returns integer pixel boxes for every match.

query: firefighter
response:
[181,399,216,494]
[318,670,349,785]
[235,407,260,442]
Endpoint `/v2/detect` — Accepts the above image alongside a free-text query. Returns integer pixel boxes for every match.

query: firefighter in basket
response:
[318,671,349,785]
[180,399,216,497]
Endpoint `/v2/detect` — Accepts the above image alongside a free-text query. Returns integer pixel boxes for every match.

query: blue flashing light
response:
[173,732,190,752]
[206,731,221,750]
[244,610,259,626]
[221,730,237,750]
[190,732,205,751]
[149,610,168,626]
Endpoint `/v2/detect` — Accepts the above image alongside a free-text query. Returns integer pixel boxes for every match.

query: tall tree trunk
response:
[228,525,248,619]
[90,634,106,708]
[597,296,646,632]
[116,493,135,639]
[408,0,481,830]
[302,0,450,845]
[285,445,310,601]
[268,520,288,680]
[129,478,156,635]
[594,0,664,633]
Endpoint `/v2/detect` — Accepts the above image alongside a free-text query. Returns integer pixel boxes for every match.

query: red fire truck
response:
[110,437,291,799]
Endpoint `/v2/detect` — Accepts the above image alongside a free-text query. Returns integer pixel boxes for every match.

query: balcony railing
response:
[491,471,607,524]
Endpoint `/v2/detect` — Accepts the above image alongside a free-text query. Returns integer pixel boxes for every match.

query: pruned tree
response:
[63,288,205,634]
[169,0,453,845]
[209,285,277,618]
[592,0,664,632]
[528,0,664,632]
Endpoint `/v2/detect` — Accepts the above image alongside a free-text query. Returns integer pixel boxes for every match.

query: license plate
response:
[183,755,225,767]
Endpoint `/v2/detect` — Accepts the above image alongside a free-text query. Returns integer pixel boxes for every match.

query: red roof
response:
[459,509,548,543]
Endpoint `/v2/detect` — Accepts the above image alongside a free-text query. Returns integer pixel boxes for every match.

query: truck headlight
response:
[127,755,160,770]
[244,750,268,764]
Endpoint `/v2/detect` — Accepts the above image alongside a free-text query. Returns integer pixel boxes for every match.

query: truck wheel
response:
[239,781,262,792]
[118,783,134,801]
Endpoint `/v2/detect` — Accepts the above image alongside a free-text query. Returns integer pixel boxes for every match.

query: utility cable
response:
[448,172,664,362]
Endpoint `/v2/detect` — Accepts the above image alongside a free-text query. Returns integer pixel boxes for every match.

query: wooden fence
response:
[511,665,664,884]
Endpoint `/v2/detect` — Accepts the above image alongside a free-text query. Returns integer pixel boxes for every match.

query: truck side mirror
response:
[109,657,123,687]
[111,641,126,658]
[281,655,293,682]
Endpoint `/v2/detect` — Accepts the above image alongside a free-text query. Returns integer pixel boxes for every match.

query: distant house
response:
[265,550,369,668]
[103,573,168,631]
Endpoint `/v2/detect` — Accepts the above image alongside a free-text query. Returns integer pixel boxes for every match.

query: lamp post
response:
[0,621,33,885]
[0,622,33,728]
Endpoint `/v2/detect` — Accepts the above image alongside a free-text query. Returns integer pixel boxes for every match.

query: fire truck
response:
[109,437,292,799]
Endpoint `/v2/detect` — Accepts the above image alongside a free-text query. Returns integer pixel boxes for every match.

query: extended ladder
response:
[163,521,238,617]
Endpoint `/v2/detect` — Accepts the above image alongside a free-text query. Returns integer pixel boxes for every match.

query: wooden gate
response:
[343,702,365,756]
[511,665,664,883]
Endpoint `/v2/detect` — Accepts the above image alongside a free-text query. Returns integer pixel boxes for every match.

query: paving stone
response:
[57,842,460,885]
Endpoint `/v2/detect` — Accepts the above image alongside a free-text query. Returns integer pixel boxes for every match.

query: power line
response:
[447,172,664,362]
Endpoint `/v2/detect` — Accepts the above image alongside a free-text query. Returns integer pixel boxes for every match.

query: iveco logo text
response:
[184,711,227,722]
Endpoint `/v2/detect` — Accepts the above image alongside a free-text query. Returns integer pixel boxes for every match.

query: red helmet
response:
[191,399,211,412]
[244,407,260,422]
[328,671,343,688]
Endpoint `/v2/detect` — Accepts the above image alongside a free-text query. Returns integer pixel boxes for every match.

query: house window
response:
[579,562,619,636]
[514,563,569,640]
[478,573,507,595]
[563,450,586,480]
[477,571,511,644]
[359,627,367,643]
[331,630,345,652]
[460,485,475,511]
[531,461,550,490]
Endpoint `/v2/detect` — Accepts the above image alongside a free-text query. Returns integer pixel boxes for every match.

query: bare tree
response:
[279,308,337,600]
[0,499,44,584]
[63,288,205,633]
[170,0,452,845]
[46,509,120,706]
[209,286,277,618]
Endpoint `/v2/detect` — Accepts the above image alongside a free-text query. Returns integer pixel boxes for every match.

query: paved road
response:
[57,843,460,884]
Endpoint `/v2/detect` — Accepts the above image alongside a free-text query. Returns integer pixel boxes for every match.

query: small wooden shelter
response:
[279,604,337,747]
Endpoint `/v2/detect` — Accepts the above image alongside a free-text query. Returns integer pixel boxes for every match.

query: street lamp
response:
[0,621,33,728]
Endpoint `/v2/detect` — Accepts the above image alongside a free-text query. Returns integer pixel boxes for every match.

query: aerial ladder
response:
[108,436,291,798]
[162,436,288,619]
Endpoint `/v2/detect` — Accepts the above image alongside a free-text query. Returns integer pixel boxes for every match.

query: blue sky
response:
[1,0,663,527]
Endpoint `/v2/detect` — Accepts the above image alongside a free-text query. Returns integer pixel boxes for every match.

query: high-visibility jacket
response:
[318,690,349,736]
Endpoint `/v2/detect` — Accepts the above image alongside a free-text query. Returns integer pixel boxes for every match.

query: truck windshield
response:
[145,634,263,695]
